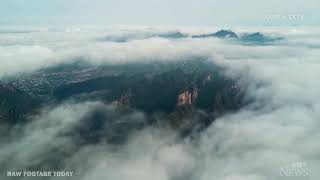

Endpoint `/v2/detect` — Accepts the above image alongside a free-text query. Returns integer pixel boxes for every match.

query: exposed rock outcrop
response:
[177,88,198,106]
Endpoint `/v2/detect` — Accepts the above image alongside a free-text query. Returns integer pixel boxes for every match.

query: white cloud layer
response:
[0,26,318,78]
[0,26,320,180]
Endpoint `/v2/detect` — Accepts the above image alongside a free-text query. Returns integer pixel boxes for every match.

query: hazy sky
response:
[0,0,319,26]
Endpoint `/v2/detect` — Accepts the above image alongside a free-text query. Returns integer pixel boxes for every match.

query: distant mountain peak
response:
[240,32,283,44]
[214,30,239,38]
[157,31,187,39]
[192,29,238,39]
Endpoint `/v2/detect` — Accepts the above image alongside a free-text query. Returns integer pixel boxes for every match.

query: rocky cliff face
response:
[1,60,247,133]
[177,88,198,106]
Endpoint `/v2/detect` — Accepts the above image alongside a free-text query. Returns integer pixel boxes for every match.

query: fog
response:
[0,26,319,180]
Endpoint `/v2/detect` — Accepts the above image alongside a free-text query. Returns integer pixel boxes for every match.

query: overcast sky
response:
[0,0,319,26]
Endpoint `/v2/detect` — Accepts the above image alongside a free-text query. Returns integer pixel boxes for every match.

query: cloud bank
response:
[0,26,320,180]
[0,26,310,78]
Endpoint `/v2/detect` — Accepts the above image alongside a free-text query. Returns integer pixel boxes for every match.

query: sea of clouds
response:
[0,26,319,180]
